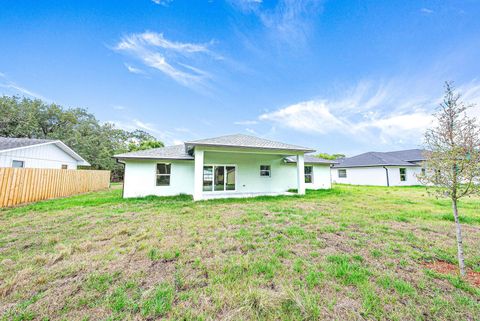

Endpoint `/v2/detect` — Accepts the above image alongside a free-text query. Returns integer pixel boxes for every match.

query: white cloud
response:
[106,118,194,146]
[234,120,259,125]
[420,8,434,14]
[257,79,480,145]
[124,63,145,74]
[230,0,323,48]
[0,73,48,101]
[459,80,480,118]
[151,0,173,6]
[114,31,216,89]
[245,128,258,135]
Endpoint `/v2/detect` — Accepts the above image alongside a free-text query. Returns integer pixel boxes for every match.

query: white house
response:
[114,134,335,200]
[332,149,426,186]
[0,137,90,169]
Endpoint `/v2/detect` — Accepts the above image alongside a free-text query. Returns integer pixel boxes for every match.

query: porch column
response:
[296,154,305,195]
[193,149,204,201]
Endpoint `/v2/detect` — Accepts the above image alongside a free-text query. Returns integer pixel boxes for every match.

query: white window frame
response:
[260,165,271,177]
[304,165,314,184]
[399,168,407,182]
[203,164,237,193]
[155,163,171,187]
[12,160,25,168]
[338,169,347,178]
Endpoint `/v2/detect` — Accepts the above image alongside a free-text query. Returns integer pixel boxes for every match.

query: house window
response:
[61,164,68,169]
[304,166,313,183]
[156,163,171,186]
[421,168,426,176]
[260,165,271,177]
[338,169,347,178]
[12,160,24,168]
[203,166,213,191]
[203,165,236,191]
[400,168,407,181]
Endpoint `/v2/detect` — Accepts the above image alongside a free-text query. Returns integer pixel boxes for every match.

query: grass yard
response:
[1,184,479,320]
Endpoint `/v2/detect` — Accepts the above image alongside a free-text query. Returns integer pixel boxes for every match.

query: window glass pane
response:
[157,163,171,174]
[305,166,313,174]
[156,175,170,186]
[338,169,347,178]
[260,165,270,177]
[226,166,235,190]
[305,175,313,183]
[61,164,68,169]
[214,166,225,191]
[399,168,406,175]
[203,166,213,191]
[12,160,24,168]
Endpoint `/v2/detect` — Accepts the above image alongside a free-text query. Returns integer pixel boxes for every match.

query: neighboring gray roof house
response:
[0,137,90,167]
[0,137,54,151]
[115,134,318,160]
[334,149,427,168]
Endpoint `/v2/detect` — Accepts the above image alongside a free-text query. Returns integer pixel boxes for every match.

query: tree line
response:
[0,96,163,179]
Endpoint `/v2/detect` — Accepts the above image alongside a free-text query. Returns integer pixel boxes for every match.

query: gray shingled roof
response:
[0,137,54,151]
[334,149,427,168]
[285,154,337,164]
[384,149,427,162]
[114,145,194,160]
[185,134,315,152]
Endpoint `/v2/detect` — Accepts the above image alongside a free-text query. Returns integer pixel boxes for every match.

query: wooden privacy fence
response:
[0,168,111,207]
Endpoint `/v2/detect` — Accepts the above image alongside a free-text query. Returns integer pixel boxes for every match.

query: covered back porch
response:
[192,147,306,201]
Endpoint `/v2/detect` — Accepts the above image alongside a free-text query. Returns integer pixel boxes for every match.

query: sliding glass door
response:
[203,165,236,192]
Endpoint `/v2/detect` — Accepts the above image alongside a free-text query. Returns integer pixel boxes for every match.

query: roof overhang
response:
[113,156,193,161]
[186,144,315,154]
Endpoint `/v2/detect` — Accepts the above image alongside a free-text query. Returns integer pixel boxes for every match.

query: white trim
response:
[304,165,314,184]
[155,162,171,187]
[297,154,305,195]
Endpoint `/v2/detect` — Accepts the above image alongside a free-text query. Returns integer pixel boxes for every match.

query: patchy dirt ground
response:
[0,184,479,320]
[423,261,480,287]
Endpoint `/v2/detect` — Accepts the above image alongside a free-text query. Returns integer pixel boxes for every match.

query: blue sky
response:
[1,0,480,155]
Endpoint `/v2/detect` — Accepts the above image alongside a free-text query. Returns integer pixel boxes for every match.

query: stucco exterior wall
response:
[122,151,332,198]
[332,166,422,186]
[123,160,194,198]
[306,163,332,189]
[0,144,79,169]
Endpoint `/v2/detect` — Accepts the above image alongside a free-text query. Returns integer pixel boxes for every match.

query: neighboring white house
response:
[114,134,335,200]
[332,149,426,186]
[0,137,90,169]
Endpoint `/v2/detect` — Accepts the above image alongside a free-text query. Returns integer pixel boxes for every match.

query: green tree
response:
[0,95,163,180]
[315,152,345,160]
[419,82,480,276]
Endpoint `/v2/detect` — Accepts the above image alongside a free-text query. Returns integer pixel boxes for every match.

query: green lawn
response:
[0,184,479,320]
